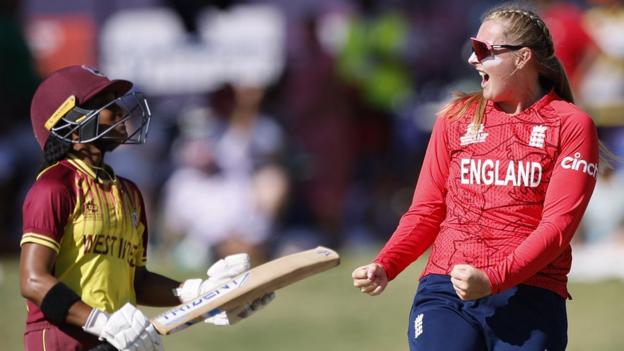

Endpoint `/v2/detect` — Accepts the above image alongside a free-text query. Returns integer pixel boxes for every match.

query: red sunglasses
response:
[470,37,523,62]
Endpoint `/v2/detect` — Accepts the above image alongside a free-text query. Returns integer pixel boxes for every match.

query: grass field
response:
[1,248,623,350]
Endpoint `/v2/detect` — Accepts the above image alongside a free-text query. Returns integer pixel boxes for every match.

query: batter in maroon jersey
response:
[352,4,599,351]
[20,65,273,351]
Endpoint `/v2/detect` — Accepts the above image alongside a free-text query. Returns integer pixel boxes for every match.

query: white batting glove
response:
[83,303,163,351]
[218,291,276,326]
[176,253,250,325]
[175,253,251,303]
[175,253,275,326]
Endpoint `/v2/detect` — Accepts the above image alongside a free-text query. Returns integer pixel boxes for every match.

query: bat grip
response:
[88,341,118,351]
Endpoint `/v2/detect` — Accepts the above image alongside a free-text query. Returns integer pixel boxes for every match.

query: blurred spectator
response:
[568,0,624,282]
[570,168,624,281]
[577,0,624,126]
[0,0,39,120]
[578,167,624,244]
[273,11,359,251]
[332,1,410,246]
[0,0,41,254]
[213,85,286,177]
[570,125,624,283]
[569,233,624,282]
[533,0,599,95]
[160,83,289,269]
[97,0,287,264]
[336,0,413,113]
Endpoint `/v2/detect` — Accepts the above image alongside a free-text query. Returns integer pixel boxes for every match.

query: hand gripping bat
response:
[89,246,340,350]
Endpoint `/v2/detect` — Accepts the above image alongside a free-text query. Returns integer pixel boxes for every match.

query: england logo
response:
[414,313,424,339]
[529,125,547,148]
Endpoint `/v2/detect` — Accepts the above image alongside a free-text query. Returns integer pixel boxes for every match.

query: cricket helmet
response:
[30,65,151,150]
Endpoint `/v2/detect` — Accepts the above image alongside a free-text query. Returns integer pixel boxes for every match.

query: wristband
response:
[40,282,81,324]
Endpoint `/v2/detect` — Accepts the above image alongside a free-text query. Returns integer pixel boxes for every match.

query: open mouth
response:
[479,71,490,87]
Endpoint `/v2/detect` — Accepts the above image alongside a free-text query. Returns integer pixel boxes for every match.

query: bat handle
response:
[88,341,118,351]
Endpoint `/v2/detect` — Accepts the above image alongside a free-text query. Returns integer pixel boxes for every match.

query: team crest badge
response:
[529,125,547,148]
[85,201,98,213]
[460,123,488,146]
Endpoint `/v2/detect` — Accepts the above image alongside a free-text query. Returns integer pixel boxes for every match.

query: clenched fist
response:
[450,264,492,300]
[352,263,388,296]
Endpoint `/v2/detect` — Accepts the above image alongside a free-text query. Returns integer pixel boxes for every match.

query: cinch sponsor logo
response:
[560,152,598,177]
[460,159,542,187]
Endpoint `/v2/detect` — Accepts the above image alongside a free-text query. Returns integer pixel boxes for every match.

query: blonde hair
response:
[440,4,573,127]
[440,3,617,169]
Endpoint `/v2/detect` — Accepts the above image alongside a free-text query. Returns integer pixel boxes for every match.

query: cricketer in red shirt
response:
[374,90,598,299]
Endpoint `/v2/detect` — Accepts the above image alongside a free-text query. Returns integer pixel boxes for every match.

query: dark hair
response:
[39,135,72,172]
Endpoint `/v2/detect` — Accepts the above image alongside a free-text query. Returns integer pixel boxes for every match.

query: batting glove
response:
[175,253,251,303]
[218,291,276,325]
[175,253,275,325]
[83,303,163,351]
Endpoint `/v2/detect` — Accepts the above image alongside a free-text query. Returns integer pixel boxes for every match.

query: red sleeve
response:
[21,172,75,252]
[374,116,450,280]
[485,112,599,293]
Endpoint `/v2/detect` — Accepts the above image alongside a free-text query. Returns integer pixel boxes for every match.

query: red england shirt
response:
[374,91,599,298]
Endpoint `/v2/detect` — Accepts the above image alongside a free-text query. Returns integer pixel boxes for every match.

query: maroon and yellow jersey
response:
[21,155,148,326]
[374,91,599,298]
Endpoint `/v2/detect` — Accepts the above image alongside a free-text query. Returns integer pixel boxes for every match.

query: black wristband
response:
[40,282,81,324]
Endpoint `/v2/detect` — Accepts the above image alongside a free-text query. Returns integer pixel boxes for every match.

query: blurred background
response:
[1,0,623,349]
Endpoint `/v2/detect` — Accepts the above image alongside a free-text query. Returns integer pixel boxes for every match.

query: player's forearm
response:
[20,270,58,305]
[20,270,93,327]
[374,200,445,280]
[375,116,449,280]
[66,300,96,326]
[20,243,57,304]
[486,186,593,293]
[23,283,96,328]
[135,269,182,306]
[485,221,571,293]
[376,178,447,277]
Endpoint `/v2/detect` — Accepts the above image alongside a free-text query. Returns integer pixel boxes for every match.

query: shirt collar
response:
[66,154,117,184]
[486,90,558,115]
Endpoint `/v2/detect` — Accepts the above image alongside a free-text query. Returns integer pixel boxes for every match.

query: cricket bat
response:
[151,246,340,335]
